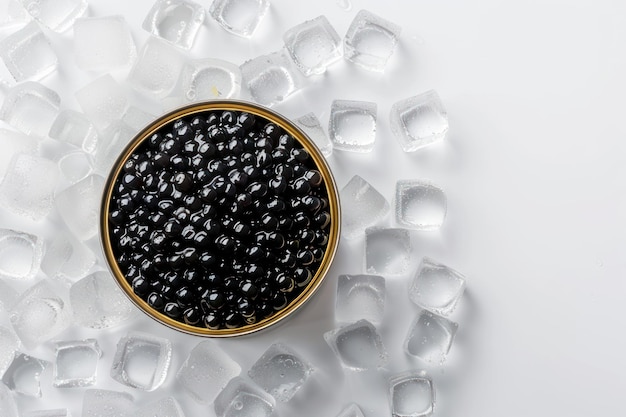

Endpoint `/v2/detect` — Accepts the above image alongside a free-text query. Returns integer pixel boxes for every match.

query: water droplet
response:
[233,401,243,410]
[336,0,352,11]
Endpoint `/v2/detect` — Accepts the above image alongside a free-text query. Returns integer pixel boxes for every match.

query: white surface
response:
[0,0,625,416]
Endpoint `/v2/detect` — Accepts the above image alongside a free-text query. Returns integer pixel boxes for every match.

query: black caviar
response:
[108,110,331,330]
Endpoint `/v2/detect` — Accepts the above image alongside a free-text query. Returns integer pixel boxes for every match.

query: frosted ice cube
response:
[82,389,134,417]
[335,274,385,325]
[136,397,185,417]
[389,372,434,417]
[404,310,457,364]
[58,151,93,184]
[324,319,387,371]
[0,229,44,280]
[0,129,40,178]
[0,0,31,28]
[0,21,57,81]
[0,82,60,137]
[128,37,185,98]
[75,75,129,130]
[395,180,446,231]
[284,16,342,76]
[74,15,136,71]
[340,175,389,239]
[55,175,104,241]
[336,403,365,417]
[41,232,96,283]
[122,106,155,133]
[329,99,377,152]
[54,339,101,388]
[295,113,332,157]
[9,281,71,348]
[176,340,241,404]
[0,153,59,220]
[408,258,466,316]
[0,281,18,311]
[48,110,99,154]
[214,376,275,417]
[70,271,135,329]
[23,409,71,417]
[142,0,206,50]
[20,0,87,32]
[0,382,19,417]
[344,10,401,72]
[0,326,20,376]
[240,49,302,106]
[180,58,241,101]
[111,331,172,391]
[248,343,313,402]
[93,121,136,174]
[390,91,448,152]
[365,227,411,275]
[2,352,49,397]
[209,0,269,37]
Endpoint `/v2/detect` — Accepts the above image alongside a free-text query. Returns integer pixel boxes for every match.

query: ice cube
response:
[240,49,302,106]
[58,151,93,184]
[248,342,313,402]
[74,15,137,71]
[0,281,18,312]
[329,99,377,152]
[0,153,59,220]
[284,16,342,76]
[128,37,186,98]
[70,271,135,329]
[365,228,411,275]
[0,0,31,28]
[0,129,39,178]
[82,389,134,417]
[390,91,448,152]
[20,0,87,32]
[23,409,71,417]
[0,229,44,280]
[335,274,385,325]
[340,175,389,239]
[0,82,60,137]
[142,0,206,50]
[180,58,241,101]
[336,403,365,417]
[0,326,20,376]
[55,175,104,241]
[41,231,96,283]
[136,397,185,417]
[408,258,466,317]
[395,180,446,231]
[93,121,136,175]
[122,106,155,133]
[9,281,71,348]
[214,376,275,417]
[344,10,401,72]
[54,339,101,388]
[2,352,49,397]
[75,75,129,130]
[0,21,57,81]
[324,319,387,371]
[111,331,172,391]
[209,0,269,37]
[294,113,332,157]
[389,372,435,417]
[176,340,241,404]
[48,110,99,154]
[0,382,19,417]
[404,310,457,364]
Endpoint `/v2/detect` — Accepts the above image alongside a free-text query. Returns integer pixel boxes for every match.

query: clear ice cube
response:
[54,339,101,388]
[340,175,389,239]
[70,271,135,329]
[214,376,275,417]
[336,403,365,417]
[176,340,241,404]
[93,121,136,174]
[365,227,411,275]
[335,274,385,325]
[180,58,242,101]
[0,228,44,280]
[111,331,172,391]
[395,180,446,231]
[324,319,387,371]
[75,75,129,130]
[344,10,401,72]
[283,16,342,76]
[20,0,87,32]
[295,113,332,157]
[122,106,155,133]
[128,37,186,98]
[404,310,457,364]
[389,372,435,417]
[74,15,137,71]
[0,0,31,28]
[209,0,269,37]
[329,99,377,152]
[0,326,20,376]
[0,281,18,311]
[390,91,448,152]
[142,0,206,50]
[48,110,99,154]
[23,409,71,417]
[0,382,19,417]
[0,129,40,179]
[408,258,466,317]
[41,231,96,283]
[0,82,60,137]
[2,352,49,397]
[248,343,313,402]
[58,150,93,184]
[240,49,302,106]
[0,21,57,81]
[82,389,134,417]
[136,397,185,417]
[55,175,105,241]
[0,153,59,220]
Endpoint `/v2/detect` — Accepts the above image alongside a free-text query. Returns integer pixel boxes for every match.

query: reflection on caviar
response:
[108,110,331,330]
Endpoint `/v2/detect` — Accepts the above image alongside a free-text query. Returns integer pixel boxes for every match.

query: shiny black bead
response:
[294,268,312,287]
[293,211,310,228]
[224,310,242,329]
[199,252,218,268]
[132,276,150,296]
[314,212,331,228]
[164,302,183,319]
[183,307,201,325]
[296,250,315,266]
[204,311,222,329]
[246,182,268,198]
[147,292,165,310]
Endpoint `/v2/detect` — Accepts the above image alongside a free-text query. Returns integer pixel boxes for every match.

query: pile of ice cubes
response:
[0,0,467,416]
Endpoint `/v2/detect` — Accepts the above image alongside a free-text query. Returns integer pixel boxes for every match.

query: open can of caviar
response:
[100,100,340,337]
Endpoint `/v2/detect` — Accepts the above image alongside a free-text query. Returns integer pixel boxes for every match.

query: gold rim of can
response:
[100,100,341,337]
